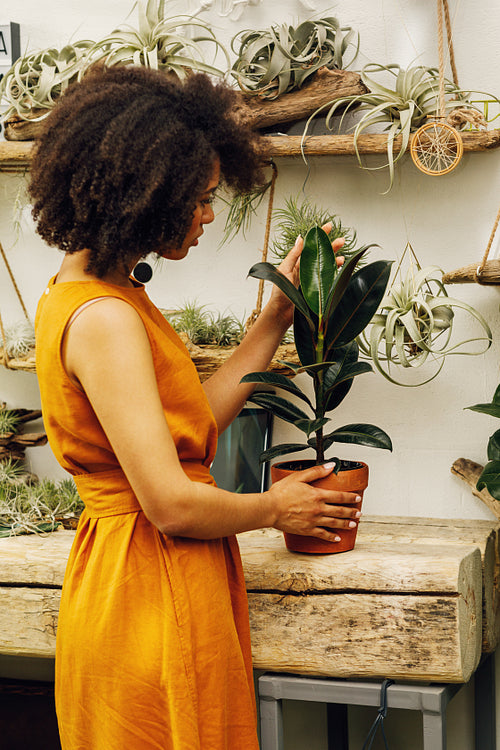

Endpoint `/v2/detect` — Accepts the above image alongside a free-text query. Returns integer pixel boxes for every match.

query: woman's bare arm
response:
[62,296,359,540]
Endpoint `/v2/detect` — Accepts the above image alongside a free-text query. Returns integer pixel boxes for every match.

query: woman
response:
[32,66,361,749]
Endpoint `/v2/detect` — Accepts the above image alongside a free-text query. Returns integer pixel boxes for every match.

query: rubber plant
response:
[357,260,492,386]
[231,17,359,100]
[84,0,229,78]
[465,386,500,502]
[240,226,393,554]
[302,63,490,192]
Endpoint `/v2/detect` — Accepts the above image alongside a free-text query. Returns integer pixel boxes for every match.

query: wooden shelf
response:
[1,130,499,172]
[261,128,500,158]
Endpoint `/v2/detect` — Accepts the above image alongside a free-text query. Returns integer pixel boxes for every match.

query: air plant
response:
[0,41,94,123]
[84,0,229,79]
[0,476,83,537]
[270,196,359,264]
[163,302,245,346]
[231,17,359,100]
[3,319,36,359]
[358,260,492,386]
[302,63,490,191]
[220,176,275,246]
[0,408,21,437]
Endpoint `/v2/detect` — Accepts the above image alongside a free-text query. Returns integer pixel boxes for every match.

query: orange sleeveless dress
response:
[35,277,259,750]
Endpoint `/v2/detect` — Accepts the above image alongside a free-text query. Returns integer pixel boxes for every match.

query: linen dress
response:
[35,277,259,750]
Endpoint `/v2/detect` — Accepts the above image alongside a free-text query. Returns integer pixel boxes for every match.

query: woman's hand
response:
[266,462,361,543]
[267,222,346,327]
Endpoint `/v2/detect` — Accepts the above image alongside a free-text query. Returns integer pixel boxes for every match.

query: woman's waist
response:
[74,461,215,518]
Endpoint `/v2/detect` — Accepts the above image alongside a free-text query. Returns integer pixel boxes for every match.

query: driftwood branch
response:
[230,68,367,130]
[451,457,500,520]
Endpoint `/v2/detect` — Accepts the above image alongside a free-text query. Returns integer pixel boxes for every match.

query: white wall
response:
[1,1,500,748]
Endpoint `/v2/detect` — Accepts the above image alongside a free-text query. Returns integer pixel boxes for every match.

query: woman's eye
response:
[199,194,216,207]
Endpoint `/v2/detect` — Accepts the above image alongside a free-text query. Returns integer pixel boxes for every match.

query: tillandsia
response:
[270,196,359,264]
[3,319,36,359]
[0,408,21,437]
[466,386,500,502]
[83,0,230,79]
[231,17,359,100]
[163,302,245,346]
[0,476,83,537]
[0,41,94,123]
[357,263,493,386]
[240,225,393,465]
[302,63,494,192]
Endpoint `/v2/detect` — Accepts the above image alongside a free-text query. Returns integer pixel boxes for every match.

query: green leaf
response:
[477,460,500,502]
[248,262,313,324]
[487,430,500,462]
[326,260,393,350]
[246,392,312,429]
[466,403,500,419]
[319,423,392,451]
[240,371,312,408]
[259,443,310,463]
[299,226,337,317]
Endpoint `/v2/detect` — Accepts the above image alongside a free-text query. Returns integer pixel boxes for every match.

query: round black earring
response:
[132,262,153,283]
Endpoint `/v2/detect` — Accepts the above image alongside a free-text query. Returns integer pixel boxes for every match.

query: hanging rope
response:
[476,203,500,283]
[0,239,31,369]
[245,160,278,331]
[442,0,459,87]
[437,0,446,119]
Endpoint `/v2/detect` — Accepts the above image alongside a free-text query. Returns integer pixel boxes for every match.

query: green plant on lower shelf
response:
[0,472,83,537]
[302,62,493,192]
[357,262,493,386]
[163,302,245,346]
[466,387,500,502]
[231,16,359,100]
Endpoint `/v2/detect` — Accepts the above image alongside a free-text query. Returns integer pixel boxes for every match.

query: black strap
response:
[361,679,395,750]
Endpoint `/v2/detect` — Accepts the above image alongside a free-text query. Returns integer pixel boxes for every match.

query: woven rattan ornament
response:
[410,0,463,176]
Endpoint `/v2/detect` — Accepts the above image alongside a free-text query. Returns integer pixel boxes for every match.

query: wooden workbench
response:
[0,516,497,684]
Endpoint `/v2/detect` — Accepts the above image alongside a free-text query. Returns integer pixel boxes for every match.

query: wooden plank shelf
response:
[1,130,499,173]
[260,128,500,158]
[0,515,497,683]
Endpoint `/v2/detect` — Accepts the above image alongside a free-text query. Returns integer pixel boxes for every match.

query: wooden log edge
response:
[451,457,500,520]
[443,259,500,285]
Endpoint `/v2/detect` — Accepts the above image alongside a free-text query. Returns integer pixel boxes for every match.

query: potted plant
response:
[241,225,393,553]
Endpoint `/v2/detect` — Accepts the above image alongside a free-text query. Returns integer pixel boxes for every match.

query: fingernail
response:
[334,535,341,542]
[323,461,336,469]
[354,510,362,518]
[348,520,357,528]
[294,235,302,246]
[355,496,362,502]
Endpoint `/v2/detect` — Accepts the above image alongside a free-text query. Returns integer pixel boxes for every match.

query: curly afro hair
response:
[28,65,265,277]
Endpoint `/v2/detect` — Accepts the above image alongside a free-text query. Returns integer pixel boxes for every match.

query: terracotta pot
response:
[270,459,369,554]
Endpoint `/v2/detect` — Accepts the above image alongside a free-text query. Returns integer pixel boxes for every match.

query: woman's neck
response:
[56,250,136,288]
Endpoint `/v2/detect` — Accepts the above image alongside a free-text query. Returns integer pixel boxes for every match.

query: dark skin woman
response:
[32,65,359,749]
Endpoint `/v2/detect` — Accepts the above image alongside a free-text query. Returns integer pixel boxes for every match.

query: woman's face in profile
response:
[160,160,220,261]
